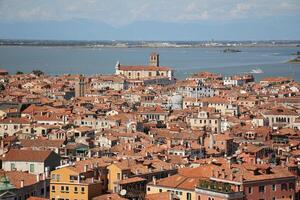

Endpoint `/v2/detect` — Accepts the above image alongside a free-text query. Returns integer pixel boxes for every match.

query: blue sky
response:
[0,0,299,41]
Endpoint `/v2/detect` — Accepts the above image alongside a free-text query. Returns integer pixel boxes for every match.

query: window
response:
[159,189,162,192]
[70,175,78,181]
[29,164,34,173]
[289,183,294,190]
[51,186,55,192]
[81,187,85,193]
[40,188,44,195]
[66,186,69,193]
[272,184,276,191]
[61,186,64,191]
[51,174,56,180]
[147,187,150,191]
[74,187,78,193]
[281,183,287,191]
[56,175,60,181]
[117,173,121,180]
[187,192,192,200]
[248,187,252,194]
[259,185,265,193]
[10,163,16,170]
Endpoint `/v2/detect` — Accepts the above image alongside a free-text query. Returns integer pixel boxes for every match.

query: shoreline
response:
[0,44,300,49]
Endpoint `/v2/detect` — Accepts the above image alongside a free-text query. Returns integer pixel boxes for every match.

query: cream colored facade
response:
[116,68,171,80]
[187,111,221,133]
[147,184,195,200]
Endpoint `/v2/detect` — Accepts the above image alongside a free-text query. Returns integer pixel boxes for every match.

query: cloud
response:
[0,0,299,26]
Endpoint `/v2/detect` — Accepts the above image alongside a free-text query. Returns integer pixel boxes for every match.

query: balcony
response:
[196,180,244,199]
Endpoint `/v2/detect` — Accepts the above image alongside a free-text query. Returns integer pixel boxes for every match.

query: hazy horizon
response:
[0,0,300,41]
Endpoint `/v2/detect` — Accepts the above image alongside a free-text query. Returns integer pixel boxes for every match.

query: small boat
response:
[223,48,241,53]
[250,68,263,74]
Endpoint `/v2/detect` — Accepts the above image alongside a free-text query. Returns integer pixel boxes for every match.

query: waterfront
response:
[1,46,300,80]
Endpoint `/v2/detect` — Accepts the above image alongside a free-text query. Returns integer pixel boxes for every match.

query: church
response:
[115,52,174,82]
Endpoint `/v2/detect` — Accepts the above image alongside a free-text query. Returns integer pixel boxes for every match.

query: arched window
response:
[281,183,287,191]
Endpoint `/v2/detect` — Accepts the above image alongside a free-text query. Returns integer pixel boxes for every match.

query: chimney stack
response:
[36,174,40,182]
[84,164,88,172]
[152,176,156,185]
[20,180,24,188]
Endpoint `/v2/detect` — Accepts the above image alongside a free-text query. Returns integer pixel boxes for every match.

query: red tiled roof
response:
[2,149,55,162]
[0,117,30,124]
[118,65,171,71]
[92,194,128,200]
[20,139,64,148]
[118,177,146,185]
[0,170,41,189]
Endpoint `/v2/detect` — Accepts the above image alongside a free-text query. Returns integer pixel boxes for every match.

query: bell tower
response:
[149,52,159,67]
[75,75,85,97]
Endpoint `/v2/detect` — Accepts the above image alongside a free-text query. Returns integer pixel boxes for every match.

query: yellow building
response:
[50,165,104,200]
[107,163,131,193]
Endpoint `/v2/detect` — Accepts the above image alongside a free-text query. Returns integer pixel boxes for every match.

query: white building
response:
[177,80,216,98]
[90,75,128,91]
[2,149,60,175]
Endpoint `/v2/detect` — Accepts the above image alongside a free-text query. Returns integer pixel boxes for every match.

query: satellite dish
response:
[120,189,127,196]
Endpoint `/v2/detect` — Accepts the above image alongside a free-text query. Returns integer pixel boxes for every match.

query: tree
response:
[16,71,24,75]
[32,70,44,76]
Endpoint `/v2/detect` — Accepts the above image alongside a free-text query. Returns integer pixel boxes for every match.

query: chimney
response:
[36,174,40,182]
[152,176,156,185]
[20,180,24,188]
[45,167,50,178]
[84,164,88,172]
[209,133,214,149]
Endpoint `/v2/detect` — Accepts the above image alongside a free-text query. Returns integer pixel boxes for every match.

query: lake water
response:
[0,46,300,81]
